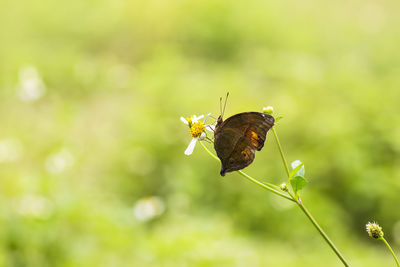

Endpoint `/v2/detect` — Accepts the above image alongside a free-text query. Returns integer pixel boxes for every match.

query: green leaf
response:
[275,116,283,122]
[290,176,308,195]
[289,162,304,179]
[290,160,305,178]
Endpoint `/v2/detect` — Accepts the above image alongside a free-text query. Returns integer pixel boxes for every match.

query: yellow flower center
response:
[186,117,193,127]
[189,122,205,138]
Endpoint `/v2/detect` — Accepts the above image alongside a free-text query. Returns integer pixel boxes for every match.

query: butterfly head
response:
[216,115,223,126]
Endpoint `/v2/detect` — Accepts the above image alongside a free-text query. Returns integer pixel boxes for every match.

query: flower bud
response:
[280,183,288,192]
[262,106,274,115]
[366,222,384,239]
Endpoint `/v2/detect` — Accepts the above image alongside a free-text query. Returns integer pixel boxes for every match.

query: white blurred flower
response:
[133,196,165,222]
[180,114,214,155]
[0,138,23,163]
[17,66,46,102]
[14,194,54,219]
[45,148,75,174]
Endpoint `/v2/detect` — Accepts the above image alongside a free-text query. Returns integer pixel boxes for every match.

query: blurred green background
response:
[1,0,400,266]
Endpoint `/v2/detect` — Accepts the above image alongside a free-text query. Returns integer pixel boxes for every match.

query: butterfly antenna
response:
[221,92,229,118]
[219,96,223,117]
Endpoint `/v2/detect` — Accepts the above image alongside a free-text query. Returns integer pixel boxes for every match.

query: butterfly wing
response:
[217,134,256,175]
[214,112,274,176]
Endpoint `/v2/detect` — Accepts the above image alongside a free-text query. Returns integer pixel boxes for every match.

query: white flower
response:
[180,114,204,127]
[181,114,214,155]
[0,138,23,162]
[133,196,165,222]
[13,194,54,219]
[17,66,46,102]
[184,132,206,155]
[45,148,74,174]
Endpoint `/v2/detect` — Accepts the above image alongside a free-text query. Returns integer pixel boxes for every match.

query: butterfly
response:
[213,94,275,176]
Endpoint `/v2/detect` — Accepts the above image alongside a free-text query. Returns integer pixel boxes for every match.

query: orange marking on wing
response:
[250,131,259,147]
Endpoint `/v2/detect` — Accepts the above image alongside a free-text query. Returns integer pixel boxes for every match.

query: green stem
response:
[271,127,290,178]
[199,141,294,202]
[297,199,350,267]
[200,140,219,161]
[237,170,295,202]
[271,125,349,266]
[199,126,349,265]
[380,237,400,267]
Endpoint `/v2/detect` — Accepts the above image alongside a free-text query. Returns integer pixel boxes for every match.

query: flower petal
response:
[180,117,188,124]
[192,115,204,123]
[184,138,198,155]
[203,113,211,123]
[205,124,215,132]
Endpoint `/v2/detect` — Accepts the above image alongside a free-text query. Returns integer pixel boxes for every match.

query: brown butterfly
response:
[213,95,275,176]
